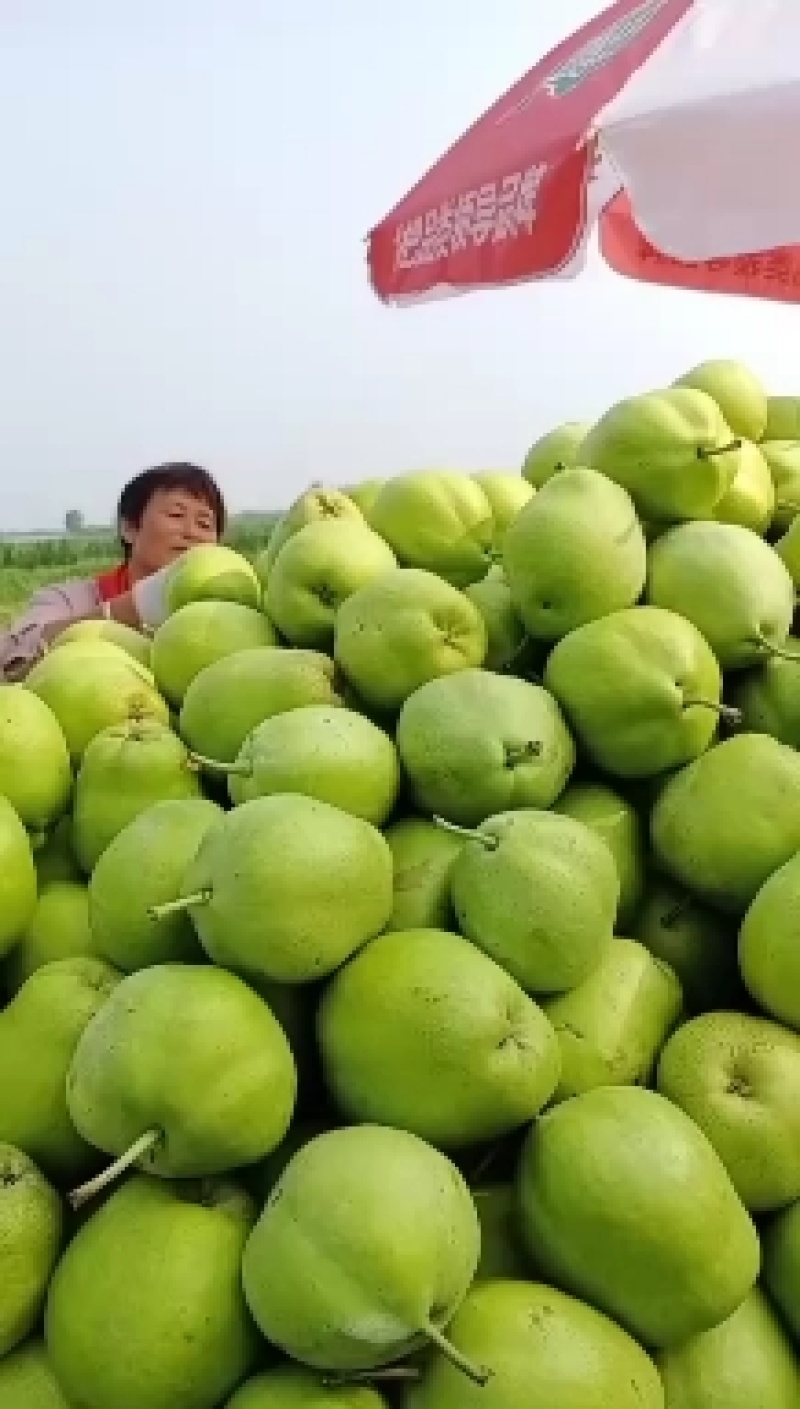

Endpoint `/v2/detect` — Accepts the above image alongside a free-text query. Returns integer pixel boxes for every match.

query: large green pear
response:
[396,669,575,825]
[0,1145,63,1356]
[165,543,261,613]
[713,439,775,534]
[472,1186,528,1280]
[762,1199,800,1342]
[657,1011,800,1213]
[403,1279,664,1409]
[345,478,387,521]
[242,1125,482,1377]
[150,599,277,706]
[318,927,561,1146]
[0,685,72,832]
[761,440,800,532]
[154,794,393,984]
[334,569,487,715]
[0,795,38,957]
[0,958,120,1183]
[472,472,533,534]
[225,1367,389,1408]
[383,816,462,932]
[656,1288,800,1409]
[368,471,494,587]
[256,486,367,583]
[764,395,800,441]
[89,797,221,970]
[179,646,342,763]
[518,1086,760,1346]
[544,606,729,778]
[739,850,800,1029]
[449,809,619,995]
[673,358,768,442]
[265,518,397,648]
[26,641,169,762]
[554,781,646,928]
[57,615,152,666]
[543,938,682,1101]
[651,733,800,914]
[521,420,590,487]
[579,387,739,521]
[0,1338,74,1408]
[646,521,796,669]
[45,1175,261,1409]
[632,875,745,1014]
[503,468,647,639]
[728,646,800,745]
[4,880,94,993]
[66,963,297,1195]
[464,566,530,672]
[200,705,400,827]
[72,718,201,873]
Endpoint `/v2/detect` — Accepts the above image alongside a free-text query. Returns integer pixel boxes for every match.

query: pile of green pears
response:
[2,357,800,1408]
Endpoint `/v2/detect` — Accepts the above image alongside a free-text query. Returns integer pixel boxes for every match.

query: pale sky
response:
[1,0,799,531]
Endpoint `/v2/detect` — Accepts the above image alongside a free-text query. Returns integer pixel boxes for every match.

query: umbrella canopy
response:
[368,0,800,305]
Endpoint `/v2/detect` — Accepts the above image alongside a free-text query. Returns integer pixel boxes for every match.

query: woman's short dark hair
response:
[116,463,227,559]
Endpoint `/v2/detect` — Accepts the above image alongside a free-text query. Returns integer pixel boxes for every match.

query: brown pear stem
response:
[753,633,800,662]
[148,889,213,920]
[505,739,543,766]
[187,751,253,777]
[68,1128,163,1210]
[322,1368,420,1387]
[423,1321,490,1386]
[433,817,499,850]
[682,697,742,725]
[661,901,691,929]
[697,439,742,459]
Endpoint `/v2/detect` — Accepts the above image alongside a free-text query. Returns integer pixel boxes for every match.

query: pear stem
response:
[187,751,253,777]
[148,889,213,921]
[682,697,742,725]
[68,1128,163,1210]
[423,1321,490,1386]
[697,439,742,459]
[504,739,542,766]
[661,901,691,929]
[753,633,800,662]
[322,1368,420,1387]
[433,817,499,851]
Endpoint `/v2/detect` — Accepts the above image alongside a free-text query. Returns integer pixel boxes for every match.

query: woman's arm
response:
[0,579,143,681]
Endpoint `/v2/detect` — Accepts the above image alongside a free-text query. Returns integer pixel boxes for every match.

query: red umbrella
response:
[368,0,800,305]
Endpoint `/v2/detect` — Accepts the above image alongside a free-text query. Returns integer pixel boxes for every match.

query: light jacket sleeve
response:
[0,577,102,680]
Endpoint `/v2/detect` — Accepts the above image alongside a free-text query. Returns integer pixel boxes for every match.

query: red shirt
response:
[96,563,132,602]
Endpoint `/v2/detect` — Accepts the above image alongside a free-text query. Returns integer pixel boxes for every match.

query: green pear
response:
[543,938,682,1101]
[714,439,775,534]
[396,669,575,825]
[764,395,800,441]
[242,1124,483,1379]
[761,440,800,532]
[165,544,261,613]
[198,704,400,827]
[632,875,745,1014]
[57,615,152,666]
[0,1145,63,1356]
[72,718,201,873]
[673,358,768,442]
[472,472,534,533]
[646,521,796,669]
[0,1338,74,1408]
[728,646,800,745]
[503,468,647,639]
[651,733,800,914]
[521,420,590,487]
[464,567,532,672]
[345,478,387,521]
[334,569,487,715]
[89,797,221,971]
[225,1367,390,1408]
[383,816,462,931]
[472,1186,527,1280]
[579,387,739,521]
[34,816,81,887]
[544,606,731,778]
[448,809,619,995]
[45,1174,261,1409]
[0,685,72,832]
[518,1085,760,1347]
[318,927,561,1147]
[774,515,800,583]
[26,641,169,762]
[152,794,393,984]
[66,963,297,1201]
[0,795,37,957]
[179,646,342,763]
[762,1199,800,1342]
[657,1011,800,1213]
[554,781,646,928]
[0,958,121,1183]
[256,486,367,583]
[656,1288,800,1409]
[739,850,800,1029]
[368,471,494,587]
[4,880,94,994]
[403,1278,665,1409]
[265,519,397,648]
[150,600,277,706]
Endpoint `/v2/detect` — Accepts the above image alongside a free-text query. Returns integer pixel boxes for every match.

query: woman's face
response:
[123,488,219,577]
